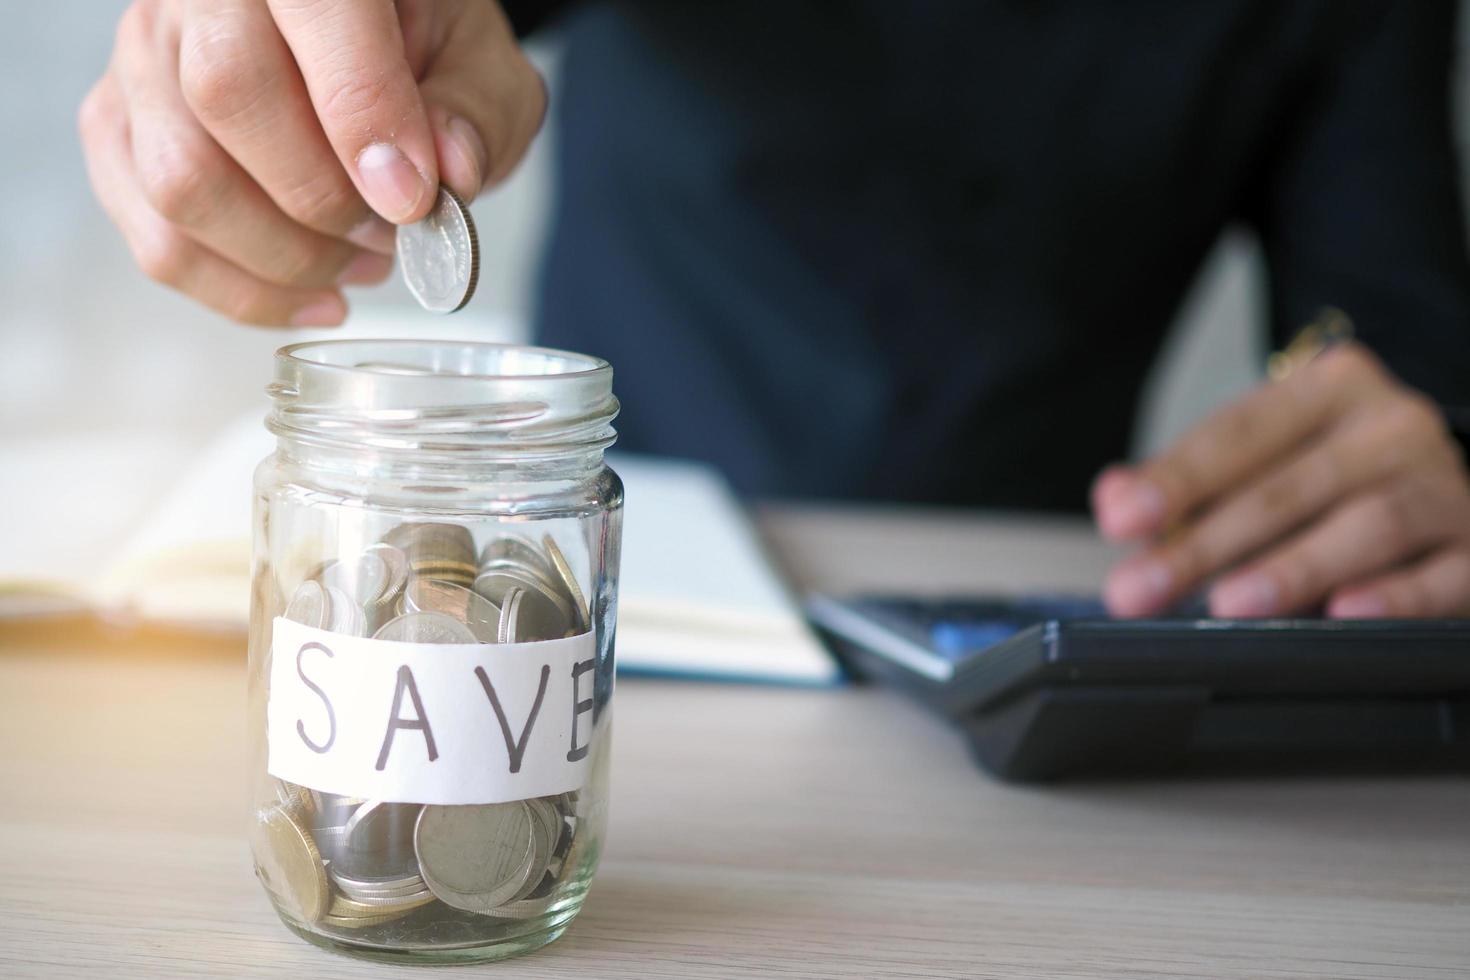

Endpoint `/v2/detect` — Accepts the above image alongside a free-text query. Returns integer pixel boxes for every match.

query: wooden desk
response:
[1,508,1466,979]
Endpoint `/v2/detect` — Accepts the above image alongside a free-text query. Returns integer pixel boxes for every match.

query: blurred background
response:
[4,2,1469,495]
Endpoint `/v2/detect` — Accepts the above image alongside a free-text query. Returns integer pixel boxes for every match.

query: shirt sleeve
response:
[1246,0,1470,449]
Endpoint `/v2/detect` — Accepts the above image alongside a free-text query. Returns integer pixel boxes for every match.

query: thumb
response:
[416,1,547,203]
[268,0,439,224]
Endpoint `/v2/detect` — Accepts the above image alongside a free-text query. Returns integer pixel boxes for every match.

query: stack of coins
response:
[262,523,594,931]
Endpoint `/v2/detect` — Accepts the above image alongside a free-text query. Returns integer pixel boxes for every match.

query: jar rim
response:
[278,339,611,382]
[268,340,618,459]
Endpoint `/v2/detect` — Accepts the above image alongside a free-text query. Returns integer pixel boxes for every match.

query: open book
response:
[0,414,837,685]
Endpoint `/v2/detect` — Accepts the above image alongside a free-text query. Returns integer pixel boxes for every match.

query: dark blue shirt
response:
[517,1,1470,509]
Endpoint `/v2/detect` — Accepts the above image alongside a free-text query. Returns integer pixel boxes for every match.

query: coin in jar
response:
[257,803,330,924]
[383,522,476,567]
[479,535,556,580]
[473,569,573,641]
[283,580,328,628]
[364,543,409,604]
[397,186,479,314]
[401,579,501,642]
[323,584,367,636]
[415,802,541,912]
[542,534,591,631]
[317,551,388,606]
[372,610,478,644]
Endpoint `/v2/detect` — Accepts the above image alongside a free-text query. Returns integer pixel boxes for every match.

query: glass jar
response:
[246,340,621,964]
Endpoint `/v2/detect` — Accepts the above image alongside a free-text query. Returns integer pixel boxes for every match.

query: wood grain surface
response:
[1,507,1466,978]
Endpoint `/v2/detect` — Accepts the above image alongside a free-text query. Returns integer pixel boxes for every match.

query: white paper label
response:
[267,617,598,804]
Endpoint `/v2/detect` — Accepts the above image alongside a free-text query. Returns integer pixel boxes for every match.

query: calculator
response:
[806,594,1470,781]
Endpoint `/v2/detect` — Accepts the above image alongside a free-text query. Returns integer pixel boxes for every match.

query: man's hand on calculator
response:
[1093,342,1470,620]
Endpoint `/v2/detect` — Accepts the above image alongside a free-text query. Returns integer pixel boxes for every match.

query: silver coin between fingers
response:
[397,186,479,313]
[415,802,540,913]
[373,610,478,644]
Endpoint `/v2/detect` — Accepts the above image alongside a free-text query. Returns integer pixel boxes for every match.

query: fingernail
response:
[1329,593,1387,619]
[1099,476,1166,539]
[446,115,488,196]
[356,143,429,223]
[1211,573,1279,618]
[347,214,397,255]
[336,250,394,285]
[290,295,347,327]
[1105,558,1173,616]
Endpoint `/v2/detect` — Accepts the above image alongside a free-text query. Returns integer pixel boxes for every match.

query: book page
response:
[57,412,835,684]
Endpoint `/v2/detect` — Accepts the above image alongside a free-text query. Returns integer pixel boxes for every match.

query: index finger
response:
[1095,343,1389,540]
[267,0,438,224]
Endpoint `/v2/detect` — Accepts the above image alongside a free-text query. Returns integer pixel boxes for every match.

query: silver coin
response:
[327,886,434,910]
[477,552,563,594]
[513,798,561,902]
[542,534,591,632]
[311,792,365,829]
[328,866,432,902]
[344,800,421,854]
[415,802,539,913]
[383,522,476,563]
[479,536,555,579]
[319,551,390,608]
[283,580,328,629]
[473,569,573,641]
[397,185,479,313]
[372,611,478,644]
[401,579,501,643]
[323,585,366,636]
[364,543,409,605]
[497,587,523,644]
[474,892,557,921]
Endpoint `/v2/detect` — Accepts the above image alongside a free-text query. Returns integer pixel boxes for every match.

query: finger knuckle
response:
[1255,467,1313,522]
[319,73,394,130]
[265,243,335,288]
[77,84,107,141]
[133,230,191,286]
[1366,490,1415,549]
[137,135,223,227]
[221,291,280,326]
[115,2,154,53]
[275,174,364,235]
[179,27,272,124]
[1161,453,1203,505]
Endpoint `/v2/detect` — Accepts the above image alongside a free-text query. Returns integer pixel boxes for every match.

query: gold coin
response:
[542,534,591,632]
[327,891,436,919]
[273,778,316,819]
[322,911,408,930]
[258,804,329,924]
[410,561,477,577]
